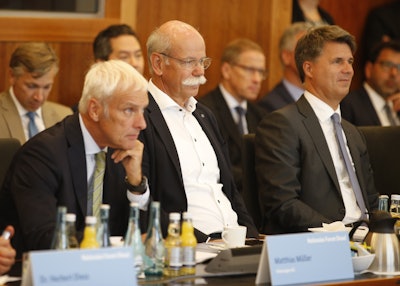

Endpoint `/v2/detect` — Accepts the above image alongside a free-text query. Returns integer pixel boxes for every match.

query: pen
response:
[1,230,11,240]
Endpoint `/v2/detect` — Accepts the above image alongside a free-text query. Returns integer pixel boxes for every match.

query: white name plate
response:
[21,247,136,286]
[256,231,354,285]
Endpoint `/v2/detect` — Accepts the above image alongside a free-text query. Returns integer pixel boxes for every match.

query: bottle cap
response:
[379,195,389,199]
[85,216,97,224]
[182,212,192,219]
[66,213,76,222]
[100,204,110,209]
[169,212,180,220]
[391,194,400,200]
[130,202,139,208]
[152,201,160,208]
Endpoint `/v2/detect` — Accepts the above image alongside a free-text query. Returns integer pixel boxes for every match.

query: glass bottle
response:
[50,206,69,250]
[180,212,197,275]
[390,194,400,237]
[378,195,389,212]
[143,201,165,277]
[164,212,182,277]
[97,204,111,247]
[80,216,99,249]
[66,213,79,249]
[124,202,145,277]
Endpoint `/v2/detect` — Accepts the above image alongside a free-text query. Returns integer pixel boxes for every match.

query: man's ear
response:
[221,62,232,80]
[150,53,164,76]
[303,61,313,78]
[88,98,101,122]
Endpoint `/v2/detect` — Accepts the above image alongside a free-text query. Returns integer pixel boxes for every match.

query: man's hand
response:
[111,140,144,186]
[0,225,16,275]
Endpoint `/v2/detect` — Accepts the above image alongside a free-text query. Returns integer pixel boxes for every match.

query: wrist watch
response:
[125,176,148,194]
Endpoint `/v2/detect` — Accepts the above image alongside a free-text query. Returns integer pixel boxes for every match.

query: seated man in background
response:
[199,38,266,192]
[136,20,258,242]
[0,225,15,275]
[255,25,379,234]
[0,60,149,258]
[341,40,400,126]
[258,22,311,113]
[93,23,145,74]
[0,42,72,144]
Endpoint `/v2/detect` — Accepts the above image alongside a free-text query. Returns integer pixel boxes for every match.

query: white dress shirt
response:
[304,91,362,224]
[364,82,400,126]
[9,87,45,140]
[137,80,239,235]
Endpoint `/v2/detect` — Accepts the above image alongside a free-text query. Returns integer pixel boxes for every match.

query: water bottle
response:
[164,212,182,277]
[181,212,197,275]
[66,213,79,249]
[80,216,99,249]
[97,204,111,247]
[50,206,69,250]
[378,195,389,212]
[143,201,165,277]
[124,202,144,277]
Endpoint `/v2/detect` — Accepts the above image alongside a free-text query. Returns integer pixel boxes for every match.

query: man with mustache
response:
[255,25,379,234]
[134,20,258,242]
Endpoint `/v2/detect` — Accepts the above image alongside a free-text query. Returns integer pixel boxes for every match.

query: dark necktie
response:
[26,111,38,138]
[384,103,397,126]
[235,106,246,135]
[331,113,367,220]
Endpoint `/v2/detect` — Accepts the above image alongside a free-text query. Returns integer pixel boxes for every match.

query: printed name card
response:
[21,247,136,286]
[256,231,353,285]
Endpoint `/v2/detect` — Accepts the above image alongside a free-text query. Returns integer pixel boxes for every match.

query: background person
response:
[0,42,72,144]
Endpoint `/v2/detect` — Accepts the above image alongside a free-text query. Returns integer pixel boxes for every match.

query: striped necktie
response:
[26,111,39,138]
[92,151,106,219]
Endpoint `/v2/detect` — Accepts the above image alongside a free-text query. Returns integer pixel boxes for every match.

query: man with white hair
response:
[135,20,258,242]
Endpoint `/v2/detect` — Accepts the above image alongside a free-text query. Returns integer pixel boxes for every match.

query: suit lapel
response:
[297,96,341,192]
[0,92,26,143]
[146,95,182,179]
[65,114,88,217]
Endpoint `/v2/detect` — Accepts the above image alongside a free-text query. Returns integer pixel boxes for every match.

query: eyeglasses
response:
[160,53,212,70]
[231,63,268,80]
[377,61,400,72]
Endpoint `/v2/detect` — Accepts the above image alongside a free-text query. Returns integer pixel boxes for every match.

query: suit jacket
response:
[0,91,72,144]
[258,81,295,113]
[256,95,379,234]
[139,93,258,242]
[0,113,130,257]
[341,87,383,126]
[199,86,265,191]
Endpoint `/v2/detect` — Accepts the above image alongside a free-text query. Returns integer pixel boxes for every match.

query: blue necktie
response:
[235,106,246,135]
[332,113,367,220]
[26,111,38,138]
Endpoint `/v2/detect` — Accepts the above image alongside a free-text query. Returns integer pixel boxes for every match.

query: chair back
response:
[0,138,21,189]
[241,133,262,230]
[358,126,400,197]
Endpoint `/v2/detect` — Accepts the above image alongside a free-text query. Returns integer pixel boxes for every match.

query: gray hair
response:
[78,60,148,114]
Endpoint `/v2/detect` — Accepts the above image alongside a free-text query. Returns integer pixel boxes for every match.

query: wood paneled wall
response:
[0,0,395,107]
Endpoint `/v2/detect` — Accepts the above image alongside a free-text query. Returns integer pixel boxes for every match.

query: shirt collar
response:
[148,79,197,113]
[304,90,340,122]
[219,83,248,110]
[364,82,387,110]
[9,86,43,118]
[79,114,107,156]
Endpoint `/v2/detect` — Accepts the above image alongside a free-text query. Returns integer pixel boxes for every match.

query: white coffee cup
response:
[221,225,247,248]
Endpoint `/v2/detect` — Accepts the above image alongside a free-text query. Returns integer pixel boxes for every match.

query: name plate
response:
[22,247,136,286]
[256,231,353,285]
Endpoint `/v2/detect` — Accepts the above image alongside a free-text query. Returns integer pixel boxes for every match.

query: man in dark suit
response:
[256,25,379,234]
[258,22,311,113]
[135,20,258,242]
[0,60,149,256]
[199,38,266,192]
[341,40,400,126]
